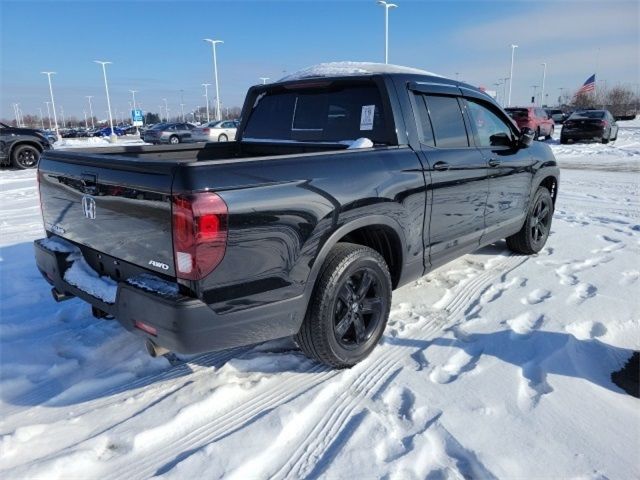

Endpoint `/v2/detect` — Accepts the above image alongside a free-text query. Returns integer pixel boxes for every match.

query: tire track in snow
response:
[268,254,526,479]
[1,346,252,427]
[10,252,526,479]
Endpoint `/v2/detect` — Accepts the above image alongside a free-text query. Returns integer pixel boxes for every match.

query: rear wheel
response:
[295,243,392,368]
[535,127,541,141]
[218,134,228,142]
[545,126,553,140]
[506,186,553,255]
[11,144,40,169]
[169,135,180,144]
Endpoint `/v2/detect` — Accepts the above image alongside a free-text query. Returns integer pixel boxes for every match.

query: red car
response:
[505,107,555,140]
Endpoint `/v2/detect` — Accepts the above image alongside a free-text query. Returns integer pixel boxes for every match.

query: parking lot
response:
[1,120,638,478]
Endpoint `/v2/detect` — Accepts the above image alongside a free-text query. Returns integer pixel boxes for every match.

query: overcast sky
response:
[1,0,638,121]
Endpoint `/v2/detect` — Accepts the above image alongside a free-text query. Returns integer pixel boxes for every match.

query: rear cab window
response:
[242,80,393,145]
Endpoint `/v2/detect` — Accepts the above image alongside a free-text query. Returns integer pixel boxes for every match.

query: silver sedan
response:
[192,120,238,142]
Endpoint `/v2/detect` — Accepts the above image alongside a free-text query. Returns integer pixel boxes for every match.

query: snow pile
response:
[39,236,76,253]
[54,137,147,150]
[344,138,374,149]
[63,254,117,304]
[279,62,443,81]
[127,273,180,298]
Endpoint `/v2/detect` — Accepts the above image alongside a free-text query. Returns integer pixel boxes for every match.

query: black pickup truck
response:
[34,63,558,368]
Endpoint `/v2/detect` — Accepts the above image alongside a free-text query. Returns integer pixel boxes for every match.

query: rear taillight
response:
[203,128,210,134]
[601,120,608,128]
[172,192,228,280]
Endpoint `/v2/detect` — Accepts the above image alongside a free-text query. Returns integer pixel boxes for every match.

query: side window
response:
[424,95,469,148]
[412,94,435,146]
[466,100,514,147]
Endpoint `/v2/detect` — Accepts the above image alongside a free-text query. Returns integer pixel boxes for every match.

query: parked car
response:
[142,122,199,144]
[192,120,239,142]
[94,126,126,137]
[39,129,58,144]
[545,109,568,124]
[560,110,618,144]
[122,125,138,135]
[0,122,52,169]
[34,63,558,368]
[505,107,555,140]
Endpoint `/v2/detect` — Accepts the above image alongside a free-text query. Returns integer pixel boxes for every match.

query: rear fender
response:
[300,215,407,314]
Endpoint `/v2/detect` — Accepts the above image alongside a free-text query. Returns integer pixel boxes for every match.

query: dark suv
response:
[0,122,52,169]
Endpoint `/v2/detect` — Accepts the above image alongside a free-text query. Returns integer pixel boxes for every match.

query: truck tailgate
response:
[38,151,178,277]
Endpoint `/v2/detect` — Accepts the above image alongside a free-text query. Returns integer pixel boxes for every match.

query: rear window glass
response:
[505,108,529,119]
[424,95,469,148]
[569,111,605,119]
[242,83,390,144]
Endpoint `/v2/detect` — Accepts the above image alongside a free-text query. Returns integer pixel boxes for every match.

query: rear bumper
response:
[561,129,605,141]
[34,238,303,354]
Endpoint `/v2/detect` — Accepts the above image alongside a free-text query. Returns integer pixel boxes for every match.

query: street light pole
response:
[86,96,95,129]
[41,71,59,137]
[204,38,224,121]
[12,104,19,126]
[202,83,211,122]
[94,60,116,142]
[377,1,398,64]
[540,62,547,107]
[163,98,169,122]
[83,110,88,129]
[508,44,518,107]
[44,101,51,129]
[60,105,65,129]
[259,77,269,84]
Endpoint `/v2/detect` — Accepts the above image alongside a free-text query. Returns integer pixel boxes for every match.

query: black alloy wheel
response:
[11,145,40,169]
[530,194,552,246]
[333,268,385,349]
[507,186,554,254]
[295,243,392,368]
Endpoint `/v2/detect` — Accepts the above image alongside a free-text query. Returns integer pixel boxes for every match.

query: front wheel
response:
[11,144,40,169]
[506,186,554,254]
[295,243,392,368]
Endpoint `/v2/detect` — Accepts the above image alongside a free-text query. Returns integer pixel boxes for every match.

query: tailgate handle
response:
[82,173,97,194]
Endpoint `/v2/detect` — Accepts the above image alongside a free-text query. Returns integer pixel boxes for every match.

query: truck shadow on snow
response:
[388,330,636,397]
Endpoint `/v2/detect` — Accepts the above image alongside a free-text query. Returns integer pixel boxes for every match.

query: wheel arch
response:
[9,140,43,159]
[302,216,407,306]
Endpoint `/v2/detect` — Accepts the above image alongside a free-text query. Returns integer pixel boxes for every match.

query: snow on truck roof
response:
[279,62,444,81]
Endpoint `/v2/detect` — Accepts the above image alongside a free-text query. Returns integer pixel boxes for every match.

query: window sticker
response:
[360,105,375,131]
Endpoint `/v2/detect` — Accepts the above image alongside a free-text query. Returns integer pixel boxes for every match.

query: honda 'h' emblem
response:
[82,195,96,220]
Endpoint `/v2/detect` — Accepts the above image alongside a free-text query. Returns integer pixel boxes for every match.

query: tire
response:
[295,243,392,368]
[534,127,541,141]
[218,134,228,142]
[11,144,40,169]
[545,126,553,140]
[169,135,180,144]
[602,136,609,144]
[506,186,554,255]
[560,137,568,145]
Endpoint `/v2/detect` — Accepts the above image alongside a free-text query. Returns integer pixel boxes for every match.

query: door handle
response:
[433,161,450,171]
[488,158,501,167]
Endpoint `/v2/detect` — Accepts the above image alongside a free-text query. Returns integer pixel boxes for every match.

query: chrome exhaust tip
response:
[145,338,170,358]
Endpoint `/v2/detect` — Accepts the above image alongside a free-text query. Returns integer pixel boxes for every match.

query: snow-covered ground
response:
[1,121,638,479]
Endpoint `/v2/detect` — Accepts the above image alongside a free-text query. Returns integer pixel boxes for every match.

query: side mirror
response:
[519,127,535,147]
[489,132,513,147]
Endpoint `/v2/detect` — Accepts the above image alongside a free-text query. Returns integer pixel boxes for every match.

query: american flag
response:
[576,74,596,95]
